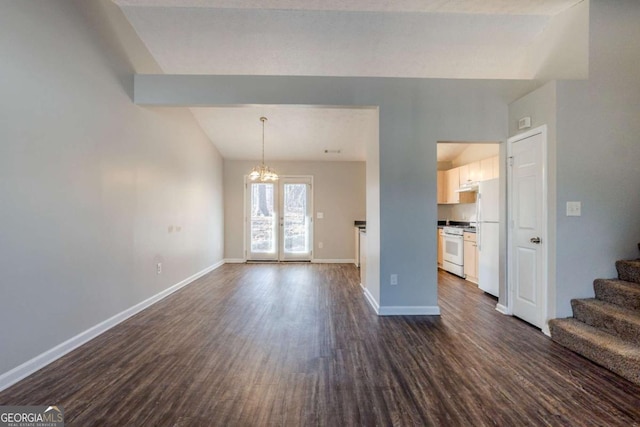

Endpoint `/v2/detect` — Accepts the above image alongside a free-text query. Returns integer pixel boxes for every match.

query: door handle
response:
[530,237,541,244]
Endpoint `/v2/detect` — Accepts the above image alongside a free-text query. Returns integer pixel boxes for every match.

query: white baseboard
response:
[0,260,224,392]
[362,287,380,314]
[542,323,551,337]
[361,287,439,316]
[226,258,354,264]
[495,303,510,315]
[311,259,356,264]
[378,306,441,316]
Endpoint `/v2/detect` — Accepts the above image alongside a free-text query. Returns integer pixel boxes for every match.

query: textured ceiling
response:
[437,143,470,162]
[116,6,550,78]
[190,106,376,162]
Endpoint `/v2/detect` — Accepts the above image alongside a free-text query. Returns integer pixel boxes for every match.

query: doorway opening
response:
[436,141,502,301]
[245,176,313,262]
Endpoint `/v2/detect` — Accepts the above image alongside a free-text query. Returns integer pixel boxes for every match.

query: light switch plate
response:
[566,201,581,216]
[316,212,324,219]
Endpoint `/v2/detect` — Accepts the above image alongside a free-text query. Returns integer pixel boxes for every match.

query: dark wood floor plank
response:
[1,264,640,426]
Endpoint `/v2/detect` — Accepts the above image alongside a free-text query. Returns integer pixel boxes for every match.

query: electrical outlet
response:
[390,274,398,285]
[318,242,324,249]
[156,262,162,274]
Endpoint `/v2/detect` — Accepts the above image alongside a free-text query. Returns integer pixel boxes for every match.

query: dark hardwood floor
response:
[1,264,640,426]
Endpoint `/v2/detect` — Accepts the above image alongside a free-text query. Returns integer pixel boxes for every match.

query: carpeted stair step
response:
[594,279,640,311]
[616,259,640,284]
[549,318,640,385]
[571,298,640,345]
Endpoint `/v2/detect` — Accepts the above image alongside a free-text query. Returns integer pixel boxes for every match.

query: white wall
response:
[554,0,640,317]
[223,160,366,261]
[0,1,224,376]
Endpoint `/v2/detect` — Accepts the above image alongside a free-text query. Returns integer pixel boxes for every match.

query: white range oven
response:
[442,226,465,277]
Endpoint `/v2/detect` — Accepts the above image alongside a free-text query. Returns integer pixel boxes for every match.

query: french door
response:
[246,176,313,261]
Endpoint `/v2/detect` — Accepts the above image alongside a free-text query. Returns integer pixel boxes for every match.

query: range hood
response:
[455,182,478,193]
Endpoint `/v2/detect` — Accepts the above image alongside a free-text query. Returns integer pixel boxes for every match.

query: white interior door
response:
[279,177,313,261]
[508,127,546,328]
[246,176,312,261]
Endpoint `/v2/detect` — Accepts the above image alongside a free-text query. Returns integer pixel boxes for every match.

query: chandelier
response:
[249,117,279,182]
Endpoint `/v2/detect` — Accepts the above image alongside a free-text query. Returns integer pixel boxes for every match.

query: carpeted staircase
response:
[549,259,640,385]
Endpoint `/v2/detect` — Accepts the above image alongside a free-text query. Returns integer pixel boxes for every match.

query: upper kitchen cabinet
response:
[491,156,500,179]
[437,171,447,204]
[446,167,460,204]
[436,143,498,205]
[468,161,481,183]
[442,167,475,204]
[458,164,469,186]
[480,156,499,181]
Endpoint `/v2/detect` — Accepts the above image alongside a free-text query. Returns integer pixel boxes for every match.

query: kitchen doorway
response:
[436,141,502,299]
[245,176,314,261]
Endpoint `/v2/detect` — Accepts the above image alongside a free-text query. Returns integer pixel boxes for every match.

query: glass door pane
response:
[280,178,312,261]
[247,182,278,260]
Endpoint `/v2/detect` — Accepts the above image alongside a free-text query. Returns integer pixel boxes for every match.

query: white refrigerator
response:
[477,178,499,297]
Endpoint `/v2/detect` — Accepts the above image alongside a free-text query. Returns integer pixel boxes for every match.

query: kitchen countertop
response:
[437,221,476,233]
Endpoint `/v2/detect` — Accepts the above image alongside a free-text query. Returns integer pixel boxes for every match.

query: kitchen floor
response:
[1,264,639,426]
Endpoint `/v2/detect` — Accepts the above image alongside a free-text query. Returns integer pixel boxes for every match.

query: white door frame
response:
[278,176,314,261]
[243,175,314,262]
[506,125,550,335]
[244,177,280,261]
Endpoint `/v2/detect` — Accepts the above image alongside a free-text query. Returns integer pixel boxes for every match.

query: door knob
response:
[530,237,541,244]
